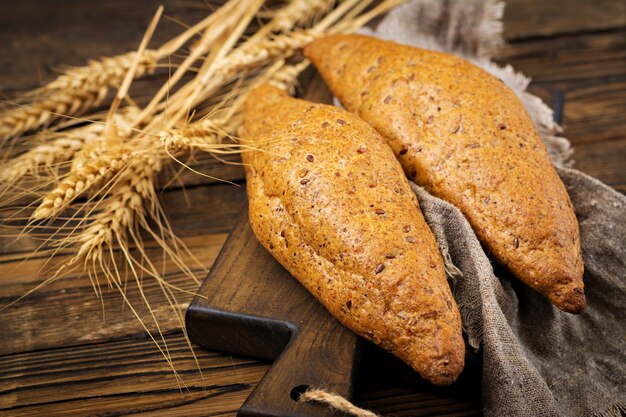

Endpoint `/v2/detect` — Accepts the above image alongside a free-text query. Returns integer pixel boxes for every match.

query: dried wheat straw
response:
[133,0,249,126]
[159,60,308,153]
[271,0,335,31]
[162,0,398,128]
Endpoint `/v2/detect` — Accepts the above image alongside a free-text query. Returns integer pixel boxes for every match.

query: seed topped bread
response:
[242,84,465,385]
[305,34,585,313]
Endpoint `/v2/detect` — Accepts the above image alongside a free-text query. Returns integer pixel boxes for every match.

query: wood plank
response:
[0,1,624,416]
[498,29,626,86]
[497,28,626,190]
[360,388,481,417]
[0,0,216,94]
[0,182,246,257]
[572,138,626,193]
[0,233,225,356]
[0,331,270,417]
[0,330,483,417]
[564,81,626,144]
[503,0,626,40]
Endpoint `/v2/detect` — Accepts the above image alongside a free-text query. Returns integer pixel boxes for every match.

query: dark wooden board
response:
[187,212,361,417]
[186,211,484,417]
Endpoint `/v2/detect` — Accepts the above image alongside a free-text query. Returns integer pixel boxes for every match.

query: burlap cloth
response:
[351,1,626,416]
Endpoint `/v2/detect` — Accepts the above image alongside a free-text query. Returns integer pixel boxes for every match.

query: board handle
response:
[239,315,360,417]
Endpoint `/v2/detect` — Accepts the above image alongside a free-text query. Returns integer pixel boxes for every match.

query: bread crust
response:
[242,84,465,385]
[304,34,585,313]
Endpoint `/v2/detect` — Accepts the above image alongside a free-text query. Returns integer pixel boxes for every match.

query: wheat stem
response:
[271,0,335,31]
[134,0,245,126]
[107,6,163,128]
[158,59,308,155]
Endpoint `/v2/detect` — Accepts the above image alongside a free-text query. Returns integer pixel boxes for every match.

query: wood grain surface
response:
[1,1,625,416]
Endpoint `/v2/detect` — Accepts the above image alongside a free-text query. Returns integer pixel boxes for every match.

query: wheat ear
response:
[159,119,232,153]
[61,155,190,384]
[71,156,160,268]
[32,142,131,220]
[0,109,138,183]
[0,137,83,182]
[0,0,235,142]
[0,52,157,142]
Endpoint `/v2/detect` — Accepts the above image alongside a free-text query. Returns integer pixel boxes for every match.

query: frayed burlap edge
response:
[593,403,626,417]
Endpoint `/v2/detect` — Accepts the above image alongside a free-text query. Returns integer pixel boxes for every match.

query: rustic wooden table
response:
[0,1,624,416]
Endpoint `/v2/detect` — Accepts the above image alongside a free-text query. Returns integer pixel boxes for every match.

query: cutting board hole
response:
[290,384,311,401]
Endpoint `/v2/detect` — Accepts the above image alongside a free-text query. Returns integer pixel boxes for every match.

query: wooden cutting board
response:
[186,211,362,417]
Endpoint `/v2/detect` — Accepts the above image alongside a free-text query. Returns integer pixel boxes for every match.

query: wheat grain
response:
[268,60,310,94]
[179,0,379,114]
[46,51,158,94]
[159,120,228,153]
[220,31,316,80]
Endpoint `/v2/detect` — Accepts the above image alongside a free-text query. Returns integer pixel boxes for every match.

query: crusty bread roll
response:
[242,84,465,385]
[304,34,585,314]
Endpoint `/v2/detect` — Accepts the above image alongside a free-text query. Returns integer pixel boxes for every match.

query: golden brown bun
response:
[242,84,465,385]
[305,34,585,313]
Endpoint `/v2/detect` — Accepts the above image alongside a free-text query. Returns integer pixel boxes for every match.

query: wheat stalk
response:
[143,0,342,131]
[154,31,316,131]
[159,0,389,127]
